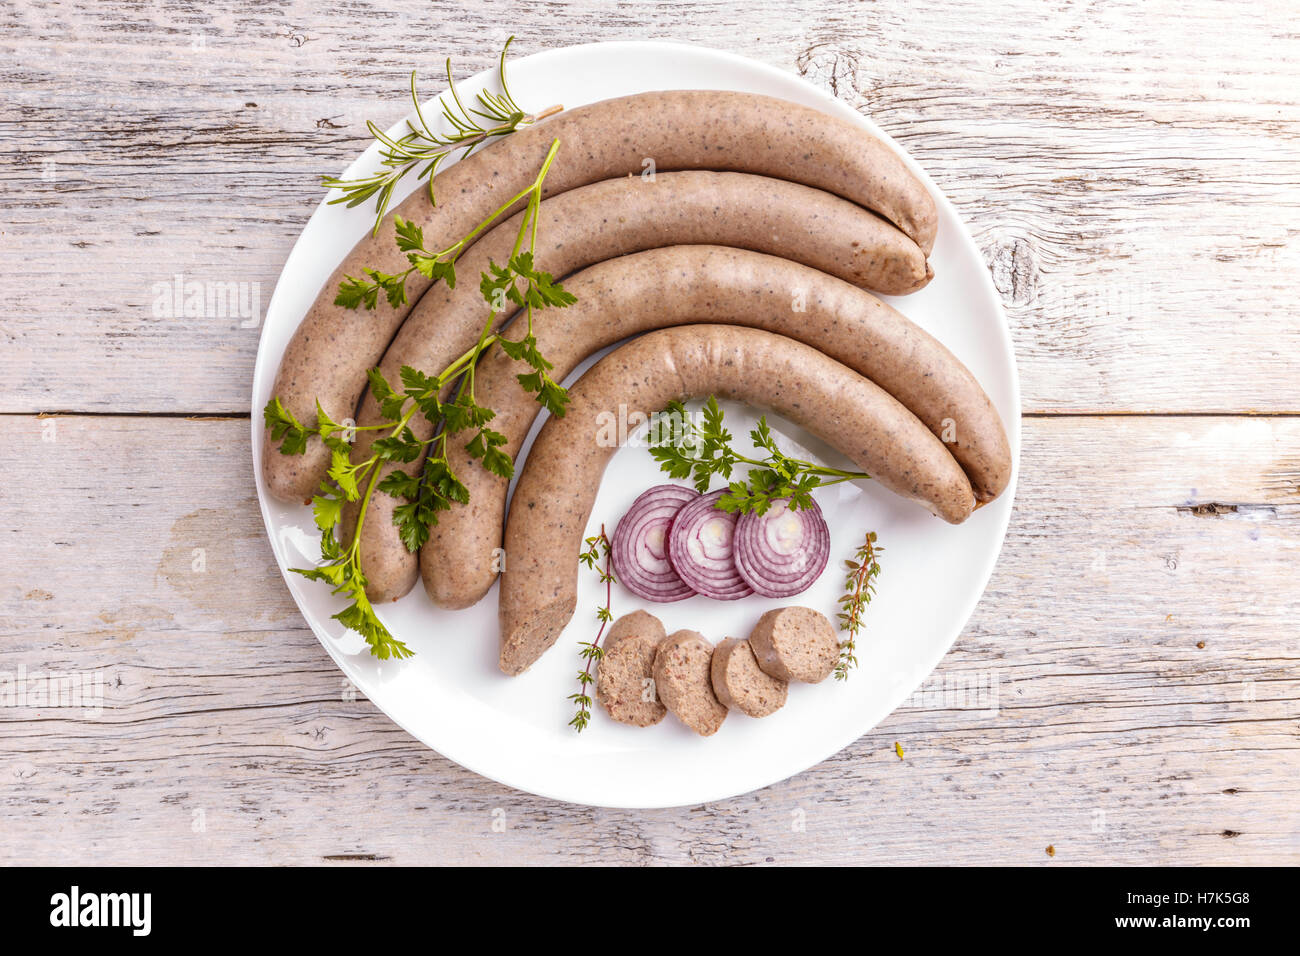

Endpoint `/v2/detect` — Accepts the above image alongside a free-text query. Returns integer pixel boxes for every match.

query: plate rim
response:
[249,38,1021,808]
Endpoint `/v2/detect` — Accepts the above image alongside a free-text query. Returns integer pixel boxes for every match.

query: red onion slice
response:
[668,490,754,601]
[611,484,700,602]
[733,498,831,598]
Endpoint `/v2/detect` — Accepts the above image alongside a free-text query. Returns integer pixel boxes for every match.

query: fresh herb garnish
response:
[648,397,871,515]
[322,36,561,235]
[569,526,615,732]
[266,139,573,659]
[835,531,883,680]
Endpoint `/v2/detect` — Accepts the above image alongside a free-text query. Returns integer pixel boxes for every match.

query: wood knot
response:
[983,233,1040,306]
[1179,502,1238,516]
[795,44,863,101]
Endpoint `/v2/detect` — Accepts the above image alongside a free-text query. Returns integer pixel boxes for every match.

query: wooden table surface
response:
[2,0,1297,866]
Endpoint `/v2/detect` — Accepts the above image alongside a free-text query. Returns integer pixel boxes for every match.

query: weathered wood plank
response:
[2,0,1296,868]
[1,0,1297,414]
[1,414,1295,864]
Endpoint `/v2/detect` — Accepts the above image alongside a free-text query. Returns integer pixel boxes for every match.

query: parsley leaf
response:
[263,397,313,455]
[372,426,423,463]
[311,491,344,532]
[334,588,412,660]
[393,216,424,253]
[442,396,494,435]
[367,368,408,421]
[645,398,870,513]
[284,133,581,663]
[465,428,514,479]
[508,252,576,309]
[334,274,379,311]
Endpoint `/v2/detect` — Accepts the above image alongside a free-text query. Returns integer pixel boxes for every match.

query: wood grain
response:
[1,1,1297,413]
[1,0,1297,865]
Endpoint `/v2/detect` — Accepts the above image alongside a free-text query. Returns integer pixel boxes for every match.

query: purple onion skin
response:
[668,489,754,601]
[611,484,699,603]
[733,497,831,598]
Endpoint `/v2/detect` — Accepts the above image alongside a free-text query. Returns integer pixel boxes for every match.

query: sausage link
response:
[347,173,931,602]
[422,245,1009,610]
[262,90,938,504]
[498,325,976,676]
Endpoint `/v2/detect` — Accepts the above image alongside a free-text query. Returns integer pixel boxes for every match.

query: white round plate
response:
[251,40,1020,808]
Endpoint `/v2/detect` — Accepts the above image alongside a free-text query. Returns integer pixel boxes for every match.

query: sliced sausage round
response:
[595,610,668,727]
[710,637,789,718]
[749,606,840,684]
[653,630,728,737]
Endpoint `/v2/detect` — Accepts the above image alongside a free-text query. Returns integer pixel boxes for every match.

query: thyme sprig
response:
[835,531,883,680]
[322,36,562,235]
[648,397,871,515]
[265,139,573,659]
[569,526,615,732]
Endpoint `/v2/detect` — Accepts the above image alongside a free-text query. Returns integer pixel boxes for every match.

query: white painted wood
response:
[1,416,1296,864]
[1,0,1297,413]
[1,0,1297,864]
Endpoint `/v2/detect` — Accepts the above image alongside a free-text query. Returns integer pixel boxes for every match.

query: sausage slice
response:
[595,611,668,727]
[653,630,728,737]
[710,637,789,717]
[749,607,840,684]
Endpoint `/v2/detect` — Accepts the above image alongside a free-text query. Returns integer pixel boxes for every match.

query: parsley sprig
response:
[569,526,615,732]
[265,139,573,659]
[648,397,872,515]
[835,531,883,680]
[322,36,562,236]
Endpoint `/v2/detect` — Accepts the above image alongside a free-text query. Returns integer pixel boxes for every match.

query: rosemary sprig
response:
[648,397,871,515]
[322,36,562,235]
[266,139,574,659]
[835,531,883,680]
[569,526,614,732]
